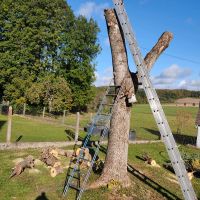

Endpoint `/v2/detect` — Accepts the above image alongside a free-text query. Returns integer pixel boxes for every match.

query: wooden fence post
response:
[6,106,12,144]
[23,103,26,116]
[75,112,80,142]
[42,107,46,118]
[62,110,66,124]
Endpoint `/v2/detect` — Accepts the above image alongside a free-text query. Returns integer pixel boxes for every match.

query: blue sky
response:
[67,0,200,90]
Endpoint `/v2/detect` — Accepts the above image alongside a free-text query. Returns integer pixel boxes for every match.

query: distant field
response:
[131,104,198,142]
[0,104,198,143]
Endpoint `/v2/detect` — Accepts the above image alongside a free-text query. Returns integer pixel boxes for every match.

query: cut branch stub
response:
[144,31,173,70]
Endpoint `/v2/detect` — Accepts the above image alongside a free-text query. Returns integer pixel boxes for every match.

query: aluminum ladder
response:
[112,0,197,199]
[63,79,121,200]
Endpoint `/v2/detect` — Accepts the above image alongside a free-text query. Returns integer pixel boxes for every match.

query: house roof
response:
[196,102,200,126]
[176,98,200,104]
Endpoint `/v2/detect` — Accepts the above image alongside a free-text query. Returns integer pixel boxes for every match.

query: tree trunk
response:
[90,9,173,188]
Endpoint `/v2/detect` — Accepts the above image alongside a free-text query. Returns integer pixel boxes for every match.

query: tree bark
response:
[10,155,35,178]
[90,9,173,188]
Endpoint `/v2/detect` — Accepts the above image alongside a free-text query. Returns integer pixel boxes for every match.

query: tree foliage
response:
[26,75,72,112]
[0,0,100,111]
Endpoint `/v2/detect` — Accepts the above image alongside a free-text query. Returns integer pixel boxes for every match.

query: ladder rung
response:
[68,166,80,172]
[67,173,80,180]
[79,157,91,163]
[69,184,81,191]
[102,103,114,106]
[98,113,111,116]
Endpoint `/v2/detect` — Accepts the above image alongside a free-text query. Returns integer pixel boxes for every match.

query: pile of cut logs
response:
[10,147,92,178]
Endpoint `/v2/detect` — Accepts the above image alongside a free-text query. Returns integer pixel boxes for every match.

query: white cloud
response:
[94,66,113,86]
[76,2,109,19]
[178,80,200,90]
[157,64,191,79]
[152,64,191,86]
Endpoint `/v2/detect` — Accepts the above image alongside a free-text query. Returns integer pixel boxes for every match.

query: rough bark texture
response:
[90,9,173,188]
[10,155,35,178]
[144,32,173,70]
[40,148,58,166]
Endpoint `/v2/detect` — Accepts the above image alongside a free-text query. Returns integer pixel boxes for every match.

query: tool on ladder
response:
[112,0,197,199]
[63,79,121,199]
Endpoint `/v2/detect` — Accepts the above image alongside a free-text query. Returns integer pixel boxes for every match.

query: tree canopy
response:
[0,0,100,111]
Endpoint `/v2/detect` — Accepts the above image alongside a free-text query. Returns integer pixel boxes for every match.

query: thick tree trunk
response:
[94,9,131,187]
[90,9,173,188]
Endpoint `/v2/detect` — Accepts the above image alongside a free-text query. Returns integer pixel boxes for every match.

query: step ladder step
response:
[66,173,80,180]
[62,79,120,198]
[98,113,111,116]
[69,184,81,191]
[102,103,114,106]
[79,157,92,163]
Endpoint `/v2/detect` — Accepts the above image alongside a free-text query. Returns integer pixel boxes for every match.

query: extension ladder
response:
[63,80,120,200]
[113,0,197,199]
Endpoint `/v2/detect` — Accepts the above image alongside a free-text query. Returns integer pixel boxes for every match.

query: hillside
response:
[90,87,200,108]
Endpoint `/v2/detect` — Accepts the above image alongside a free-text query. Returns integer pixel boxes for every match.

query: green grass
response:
[0,114,91,142]
[0,105,199,199]
[0,104,198,143]
[0,143,199,200]
[131,104,198,141]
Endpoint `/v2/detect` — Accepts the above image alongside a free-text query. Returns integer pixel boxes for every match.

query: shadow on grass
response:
[143,128,196,145]
[127,164,181,200]
[142,128,161,139]
[35,192,49,200]
[15,135,23,142]
[0,120,6,132]
[98,146,180,199]
[65,129,84,141]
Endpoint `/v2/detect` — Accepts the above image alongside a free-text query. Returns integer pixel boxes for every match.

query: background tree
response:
[26,75,72,112]
[0,0,100,110]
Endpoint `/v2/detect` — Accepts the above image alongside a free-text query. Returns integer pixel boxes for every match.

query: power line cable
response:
[98,33,200,65]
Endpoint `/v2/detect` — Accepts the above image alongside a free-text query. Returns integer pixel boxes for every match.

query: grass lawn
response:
[0,104,198,143]
[0,143,199,200]
[131,104,198,142]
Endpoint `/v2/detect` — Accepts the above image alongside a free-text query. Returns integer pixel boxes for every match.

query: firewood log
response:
[75,148,92,168]
[10,155,35,178]
[141,153,157,166]
[40,148,58,167]
[50,165,63,177]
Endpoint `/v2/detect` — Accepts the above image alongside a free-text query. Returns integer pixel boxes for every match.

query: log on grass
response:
[40,148,58,166]
[10,155,35,178]
[50,162,63,177]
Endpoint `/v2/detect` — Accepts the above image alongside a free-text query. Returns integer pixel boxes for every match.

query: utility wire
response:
[140,46,200,65]
[98,33,200,65]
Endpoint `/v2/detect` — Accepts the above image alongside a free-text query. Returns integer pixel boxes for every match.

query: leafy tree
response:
[0,0,100,110]
[26,75,72,112]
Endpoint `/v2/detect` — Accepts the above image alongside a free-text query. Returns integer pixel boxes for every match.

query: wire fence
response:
[0,103,94,143]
